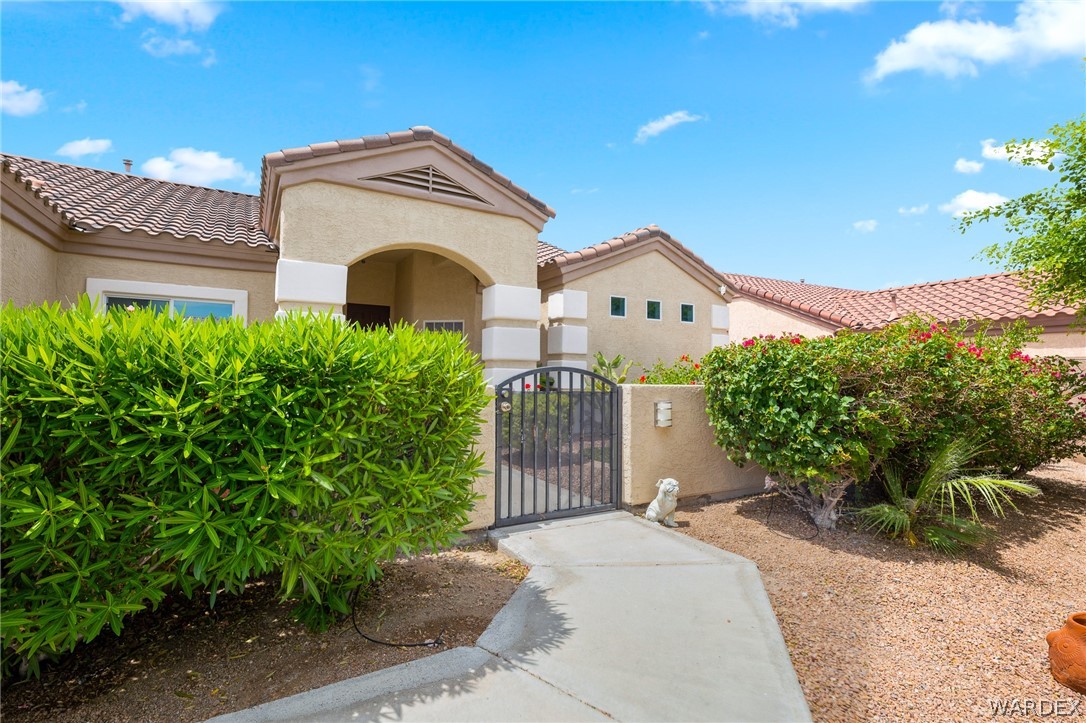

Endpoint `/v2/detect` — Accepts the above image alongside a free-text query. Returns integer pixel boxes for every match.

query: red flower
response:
[524,383,532,390]
[639,375,647,383]
[742,339,756,347]
[680,354,690,362]
[689,381,696,385]
[694,363,701,370]
[790,337,802,345]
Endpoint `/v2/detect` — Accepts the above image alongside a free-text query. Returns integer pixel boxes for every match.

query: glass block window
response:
[646,300,662,320]
[423,320,465,333]
[680,303,695,323]
[610,296,626,318]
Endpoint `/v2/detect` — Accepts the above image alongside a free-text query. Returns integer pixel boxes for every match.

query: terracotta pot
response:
[1047,612,1086,695]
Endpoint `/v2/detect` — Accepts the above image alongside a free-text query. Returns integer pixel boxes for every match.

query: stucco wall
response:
[55,254,278,321]
[346,259,396,307]
[278,182,539,288]
[1,218,58,307]
[728,296,837,342]
[1026,330,1086,364]
[465,389,498,530]
[549,250,727,374]
[621,384,766,506]
[395,250,483,355]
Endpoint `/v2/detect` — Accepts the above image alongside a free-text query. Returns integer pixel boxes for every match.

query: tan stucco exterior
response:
[728,296,837,341]
[1,218,277,320]
[388,250,483,355]
[278,182,539,289]
[1026,329,1086,364]
[1,218,58,307]
[465,388,498,530]
[54,254,277,321]
[621,384,766,506]
[544,250,727,373]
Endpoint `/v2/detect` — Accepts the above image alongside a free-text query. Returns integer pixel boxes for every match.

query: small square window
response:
[646,300,662,320]
[610,296,626,318]
[680,303,695,323]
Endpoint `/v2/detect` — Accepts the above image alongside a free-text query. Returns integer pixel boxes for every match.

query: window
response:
[646,300,662,320]
[423,320,465,333]
[87,278,247,321]
[680,303,695,323]
[610,296,626,318]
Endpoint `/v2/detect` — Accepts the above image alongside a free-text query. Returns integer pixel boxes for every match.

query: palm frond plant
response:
[858,436,1041,553]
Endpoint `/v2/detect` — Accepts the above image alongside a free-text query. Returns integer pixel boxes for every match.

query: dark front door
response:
[345,304,391,329]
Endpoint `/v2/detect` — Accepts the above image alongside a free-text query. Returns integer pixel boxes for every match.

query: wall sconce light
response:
[654,400,673,428]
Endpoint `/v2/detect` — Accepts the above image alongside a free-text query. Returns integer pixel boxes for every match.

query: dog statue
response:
[645,478,680,527]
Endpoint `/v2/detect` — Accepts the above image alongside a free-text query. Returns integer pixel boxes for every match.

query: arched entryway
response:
[346,247,484,355]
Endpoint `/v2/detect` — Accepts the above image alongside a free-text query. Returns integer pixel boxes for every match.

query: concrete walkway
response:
[210,511,811,723]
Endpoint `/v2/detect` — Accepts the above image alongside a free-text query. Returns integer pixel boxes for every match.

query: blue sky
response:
[2,1,1083,290]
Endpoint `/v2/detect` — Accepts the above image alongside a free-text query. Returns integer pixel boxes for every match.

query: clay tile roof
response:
[540,225,726,285]
[719,271,1079,330]
[536,240,568,264]
[1,154,274,248]
[262,126,556,218]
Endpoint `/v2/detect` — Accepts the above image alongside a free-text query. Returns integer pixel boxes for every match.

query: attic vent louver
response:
[361,166,491,205]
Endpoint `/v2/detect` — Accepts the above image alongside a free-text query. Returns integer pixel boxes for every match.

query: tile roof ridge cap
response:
[721,274,858,327]
[2,153,260,198]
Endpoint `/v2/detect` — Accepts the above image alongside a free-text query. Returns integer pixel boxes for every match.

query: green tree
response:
[960,116,1085,320]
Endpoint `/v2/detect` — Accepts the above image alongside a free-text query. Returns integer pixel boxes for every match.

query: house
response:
[2,126,1082,375]
[719,271,1084,363]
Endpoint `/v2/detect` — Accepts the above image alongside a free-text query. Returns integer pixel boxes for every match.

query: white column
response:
[711,303,730,347]
[545,289,589,368]
[481,284,541,384]
[275,259,348,320]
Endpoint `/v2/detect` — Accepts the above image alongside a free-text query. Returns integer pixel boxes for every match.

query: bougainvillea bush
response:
[1,299,488,676]
[700,317,1086,529]
[639,354,704,385]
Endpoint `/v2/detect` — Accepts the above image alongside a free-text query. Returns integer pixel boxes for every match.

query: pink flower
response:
[742,339,756,347]
[790,337,802,345]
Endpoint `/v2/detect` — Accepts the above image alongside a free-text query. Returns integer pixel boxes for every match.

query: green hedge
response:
[1,299,488,675]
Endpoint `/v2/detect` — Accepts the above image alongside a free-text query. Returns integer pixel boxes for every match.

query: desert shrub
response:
[858,436,1041,553]
[1,299,488,676]
[702,318,1086,529]
[639,354,704,385]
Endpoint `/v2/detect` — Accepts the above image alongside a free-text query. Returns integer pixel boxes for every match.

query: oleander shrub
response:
[702,317,1086,529]
[1,298,488,677]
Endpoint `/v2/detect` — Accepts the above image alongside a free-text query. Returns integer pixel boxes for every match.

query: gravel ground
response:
[2,546,527,722]
[676,460,1086,722]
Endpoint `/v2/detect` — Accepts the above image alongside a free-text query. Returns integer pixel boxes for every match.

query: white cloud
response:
[142,148,257,187]
[898,204,929,216]
[142,33,202,57]
[56,138,114,159]
[634,110,705,144]
[63,100,88,114]
[117,1,222,32]
[867,0,1085,83]
[954,158,983,174]
[852,219,878,233]
[939,189,1009,216]
[705,0,868,29]
[570,188,599,195]
[1,80,46,116]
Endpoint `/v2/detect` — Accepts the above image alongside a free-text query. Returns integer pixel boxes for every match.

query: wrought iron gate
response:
[494,367,621,527]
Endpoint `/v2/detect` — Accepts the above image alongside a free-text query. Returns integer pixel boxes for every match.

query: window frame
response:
[646,299,662,321]
[422,320,466,333]
[609,295,627,318]
[86,278,248,321]
[680,302,695,324]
